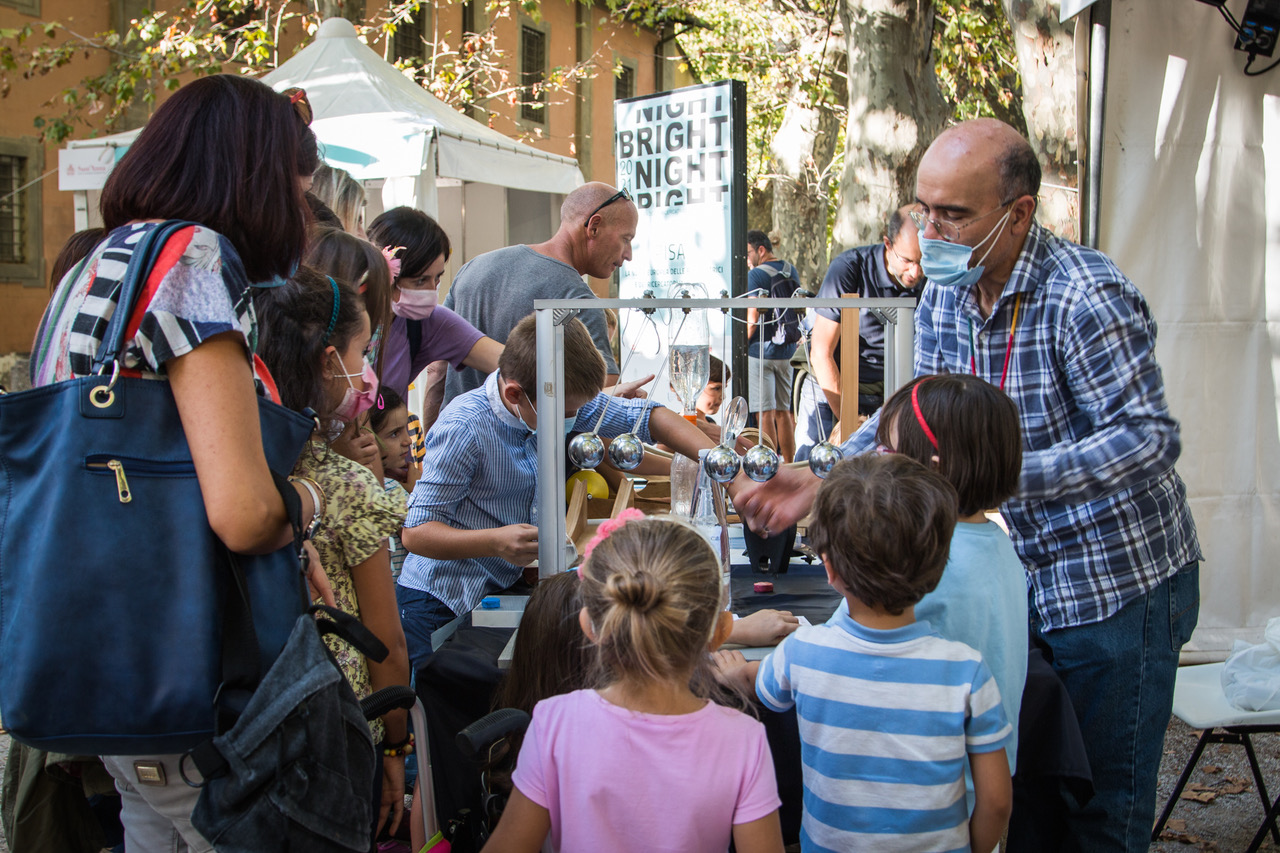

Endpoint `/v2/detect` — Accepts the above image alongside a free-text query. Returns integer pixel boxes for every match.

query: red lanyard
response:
[967,293,1022,391]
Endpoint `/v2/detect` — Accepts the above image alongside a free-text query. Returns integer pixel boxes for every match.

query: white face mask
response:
[391,286,437,320]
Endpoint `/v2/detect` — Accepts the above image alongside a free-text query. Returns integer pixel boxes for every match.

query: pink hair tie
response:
[579,508,645,578]
[381,245,404,280]
[911,379,939,450]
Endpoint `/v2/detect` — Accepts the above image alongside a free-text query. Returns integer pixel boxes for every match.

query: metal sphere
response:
[568,432,606,469]
[703,445,741,484]
[742,444,780,482]
[807,441,844,479]
[607,433,645,471]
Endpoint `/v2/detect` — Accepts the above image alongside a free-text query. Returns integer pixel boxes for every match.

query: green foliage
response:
[0,1,303,143]
[932,0,1026,131]
[0,0,609,143]
[675,0,846,237]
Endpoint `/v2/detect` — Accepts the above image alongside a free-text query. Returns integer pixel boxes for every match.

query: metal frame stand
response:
[532,295,918,577]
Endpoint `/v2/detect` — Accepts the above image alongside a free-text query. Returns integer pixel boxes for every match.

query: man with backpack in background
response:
[746,230,804,462]
[800,206,927,455]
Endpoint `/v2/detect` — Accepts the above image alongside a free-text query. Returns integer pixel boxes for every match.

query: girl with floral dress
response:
[256,267,412,842]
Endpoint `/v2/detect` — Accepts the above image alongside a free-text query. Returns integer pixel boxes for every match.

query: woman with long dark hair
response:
[30,74,324,852]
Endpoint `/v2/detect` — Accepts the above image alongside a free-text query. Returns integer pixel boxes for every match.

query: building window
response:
[616,63,636,101]
[461,0,477,37]
[0,137,43,287]
[520,25,548,123]
[392,3,428,62]
[0,156,25,265]
[0,0,40,15]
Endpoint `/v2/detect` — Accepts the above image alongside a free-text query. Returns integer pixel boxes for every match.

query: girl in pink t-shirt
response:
[482,513,784,853]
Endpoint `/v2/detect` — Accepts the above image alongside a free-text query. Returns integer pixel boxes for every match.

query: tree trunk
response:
[832,0,949,253]
[1001,0,1079,239]
[769,32,846,289]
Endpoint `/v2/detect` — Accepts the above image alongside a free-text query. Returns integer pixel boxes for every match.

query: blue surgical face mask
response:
[520,389,578,438]
[918,208,1012,289]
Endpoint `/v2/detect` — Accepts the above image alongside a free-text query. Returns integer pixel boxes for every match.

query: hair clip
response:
[579,508,645,577]
[381,245,404,281]
[323,276,340,345]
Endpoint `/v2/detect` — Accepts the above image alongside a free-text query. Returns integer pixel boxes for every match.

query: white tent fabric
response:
[261,18,581,194]
[1097,0,1280,652]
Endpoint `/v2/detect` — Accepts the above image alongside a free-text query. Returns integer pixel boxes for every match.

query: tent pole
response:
[1084,0,1111,249]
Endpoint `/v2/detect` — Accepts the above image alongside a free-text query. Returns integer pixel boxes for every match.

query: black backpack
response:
[758,260,804,346]
[187,606,392,852]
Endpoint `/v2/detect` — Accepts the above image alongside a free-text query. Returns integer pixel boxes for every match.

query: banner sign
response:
[613,81,748,402]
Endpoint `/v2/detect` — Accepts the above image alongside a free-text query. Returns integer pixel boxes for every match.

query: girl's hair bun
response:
[604,570,667,614]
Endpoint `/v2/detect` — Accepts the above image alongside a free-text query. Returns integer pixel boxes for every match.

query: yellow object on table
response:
[567,470,610,502]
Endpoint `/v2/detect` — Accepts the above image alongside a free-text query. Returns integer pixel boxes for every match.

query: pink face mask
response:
[391,286,437,320]
[333,356,380,422]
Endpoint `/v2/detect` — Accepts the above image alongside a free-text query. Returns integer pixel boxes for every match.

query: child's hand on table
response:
[712,649,760,695]
[728,609,800,647]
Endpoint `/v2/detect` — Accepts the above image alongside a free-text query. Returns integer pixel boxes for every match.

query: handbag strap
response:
[212,471,308,735]
[91,220,197,374]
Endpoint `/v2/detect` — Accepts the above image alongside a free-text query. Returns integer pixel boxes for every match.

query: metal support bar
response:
[535,309,569,578]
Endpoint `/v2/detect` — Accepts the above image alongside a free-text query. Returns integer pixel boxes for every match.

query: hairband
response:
[911,379,939,450]
[323,276,340,345]
[579,508,645,577]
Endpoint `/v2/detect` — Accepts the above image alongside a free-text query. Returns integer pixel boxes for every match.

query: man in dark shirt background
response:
[796,206,926,457]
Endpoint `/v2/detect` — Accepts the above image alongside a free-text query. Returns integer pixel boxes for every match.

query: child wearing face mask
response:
[255,269,412,844]
[396,313,750,669]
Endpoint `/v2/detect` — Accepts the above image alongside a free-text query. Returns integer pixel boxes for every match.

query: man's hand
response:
[737,465,822,537]
[331,418,380,472]
[604,373,655,399]
[490,523,539,566]
[729,609,800,647]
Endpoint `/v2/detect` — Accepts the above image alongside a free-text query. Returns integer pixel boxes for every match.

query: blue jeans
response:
[1031,562,1200,852]
[793,376,833,462]
[395,583,457,671]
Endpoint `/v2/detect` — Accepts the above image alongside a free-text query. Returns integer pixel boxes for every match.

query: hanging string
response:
[589,308,661,434]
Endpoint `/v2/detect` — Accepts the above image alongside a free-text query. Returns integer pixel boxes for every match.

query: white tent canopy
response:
[260,17,581,195]
[60,16,582,227]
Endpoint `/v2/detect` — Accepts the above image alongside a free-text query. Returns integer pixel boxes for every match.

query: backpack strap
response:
[407,319,422,365]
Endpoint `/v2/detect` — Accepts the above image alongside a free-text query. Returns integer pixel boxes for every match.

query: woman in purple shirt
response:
[367,207,501,410]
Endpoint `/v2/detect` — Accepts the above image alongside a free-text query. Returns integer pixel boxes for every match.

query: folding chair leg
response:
[1152,728,1216,841]
[1246,792,1280,853]
[1241,733,1280,845]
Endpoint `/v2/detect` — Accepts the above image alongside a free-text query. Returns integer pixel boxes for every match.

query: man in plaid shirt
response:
[741,119,1201,852]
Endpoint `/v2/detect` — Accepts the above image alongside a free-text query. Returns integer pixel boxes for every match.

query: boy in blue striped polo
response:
[725,454,1012,852]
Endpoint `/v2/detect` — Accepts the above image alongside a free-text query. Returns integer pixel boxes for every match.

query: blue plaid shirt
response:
[399,371,656,615]
[843,224,1201,631]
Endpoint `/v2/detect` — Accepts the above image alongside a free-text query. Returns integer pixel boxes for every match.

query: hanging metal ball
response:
[703,445,741,484]
[807,441,844,480]
[568,432,605,469]
[742,444,780,482]
[607,433,645,471]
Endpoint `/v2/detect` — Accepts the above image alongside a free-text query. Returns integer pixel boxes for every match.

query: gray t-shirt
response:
[443,245,619,402]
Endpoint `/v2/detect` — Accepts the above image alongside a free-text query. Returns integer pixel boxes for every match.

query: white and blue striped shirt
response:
[756,610,1011,853]
[398,371,655,615]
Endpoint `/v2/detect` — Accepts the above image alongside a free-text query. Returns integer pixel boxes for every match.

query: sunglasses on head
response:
[583,187,632,226]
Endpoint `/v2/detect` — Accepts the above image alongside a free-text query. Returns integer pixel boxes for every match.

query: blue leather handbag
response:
[0,221,315,755]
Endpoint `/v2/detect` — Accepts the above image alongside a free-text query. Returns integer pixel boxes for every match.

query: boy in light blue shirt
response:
[721,454,1012,853]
